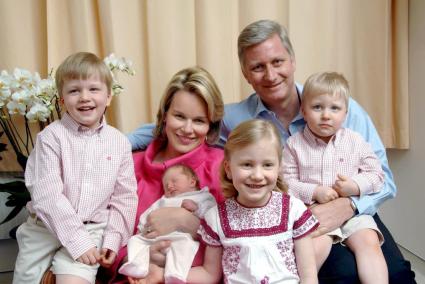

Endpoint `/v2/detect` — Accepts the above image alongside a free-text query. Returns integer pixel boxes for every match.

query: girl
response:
[186,119,319,284]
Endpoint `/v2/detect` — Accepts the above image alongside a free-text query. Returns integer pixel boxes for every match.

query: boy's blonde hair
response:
[55,52,112,97]
[163,164,200,188]
[221,119,287,198]
[302,72,350,107]
[153,66,224,147]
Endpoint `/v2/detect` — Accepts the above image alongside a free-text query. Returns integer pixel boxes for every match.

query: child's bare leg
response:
[55,274,90,284]
[345,229,388,284]
[313,235,333,270]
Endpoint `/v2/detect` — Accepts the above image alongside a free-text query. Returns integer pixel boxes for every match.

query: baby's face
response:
[162,167,197,197]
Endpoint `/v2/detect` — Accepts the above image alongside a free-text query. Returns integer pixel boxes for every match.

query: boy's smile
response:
[62,74,112,129]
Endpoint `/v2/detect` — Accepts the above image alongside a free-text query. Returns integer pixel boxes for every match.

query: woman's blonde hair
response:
[153,66,224,147]
[220,119,287,198]
[302,71,350,107]
[55,52,112,97]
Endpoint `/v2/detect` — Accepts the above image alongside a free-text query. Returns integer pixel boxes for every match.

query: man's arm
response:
[344,98,397,215]
[126,123,155,151]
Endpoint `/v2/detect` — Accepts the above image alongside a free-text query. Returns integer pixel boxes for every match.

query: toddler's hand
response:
[99,248,117,268]
[181,199,198,213]
[333,174,360,197]
[313,186,339,204]
[77,247,100,265]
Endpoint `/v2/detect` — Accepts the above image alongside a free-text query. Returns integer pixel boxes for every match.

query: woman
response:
[103,66,225,283]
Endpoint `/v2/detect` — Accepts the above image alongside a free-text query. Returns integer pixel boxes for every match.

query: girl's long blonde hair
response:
[220,119,287,198]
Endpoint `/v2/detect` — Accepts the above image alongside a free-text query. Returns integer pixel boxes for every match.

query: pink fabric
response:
[25,112,138,260]
[283,127,384,204]
[106,140,224,283]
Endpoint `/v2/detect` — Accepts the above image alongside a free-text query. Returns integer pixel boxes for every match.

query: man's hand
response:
[77,247,100,265]
[333,174,360,197]
[313,186,339,203]
[309,197,354,238]
[99,248,117,268]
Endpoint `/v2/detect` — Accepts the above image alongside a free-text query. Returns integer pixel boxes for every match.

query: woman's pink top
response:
[103,140,224,283]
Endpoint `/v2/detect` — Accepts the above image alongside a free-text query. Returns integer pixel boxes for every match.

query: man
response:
[128,19,415,283]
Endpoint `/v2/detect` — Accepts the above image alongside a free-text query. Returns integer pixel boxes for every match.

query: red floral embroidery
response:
[276,239,298,275]
[223,245,241,276]
[218,192,290,238]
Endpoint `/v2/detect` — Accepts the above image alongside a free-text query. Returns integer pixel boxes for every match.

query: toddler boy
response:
[283,72,388,284]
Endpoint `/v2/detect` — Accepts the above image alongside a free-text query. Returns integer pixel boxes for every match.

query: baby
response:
[119,164,216,283]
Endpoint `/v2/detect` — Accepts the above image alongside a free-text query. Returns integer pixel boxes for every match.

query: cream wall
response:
[381,0,425,260]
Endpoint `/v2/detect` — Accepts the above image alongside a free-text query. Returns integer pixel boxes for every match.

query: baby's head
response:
[220,119,287,205]
[55,52,113,129]
[162,164,200,198]
[301,72,350,142]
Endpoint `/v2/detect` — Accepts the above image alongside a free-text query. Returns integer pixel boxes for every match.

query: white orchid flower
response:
[6,100,26,115]
[26,103,51,122]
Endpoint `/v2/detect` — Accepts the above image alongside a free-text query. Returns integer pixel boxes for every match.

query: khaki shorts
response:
[328,214,384,245]
[14,215,106,284]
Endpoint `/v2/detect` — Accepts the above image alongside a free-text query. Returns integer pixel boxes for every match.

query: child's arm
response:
[25,130,96,260]
[102,141,138,255]
[282,142,322,204]
[294,236,318,284]
[333,137,385,198]
[186,245,223,284]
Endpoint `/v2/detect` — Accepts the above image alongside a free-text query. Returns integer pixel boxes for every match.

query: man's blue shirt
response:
[127,83,396,215]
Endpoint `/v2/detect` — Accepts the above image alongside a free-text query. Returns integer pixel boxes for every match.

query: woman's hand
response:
[144,207,200,238]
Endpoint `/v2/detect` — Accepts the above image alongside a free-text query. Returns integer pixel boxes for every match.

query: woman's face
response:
[163,90,210,159]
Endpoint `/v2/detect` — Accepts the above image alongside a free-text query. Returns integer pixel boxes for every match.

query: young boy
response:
[119,164,216,283]
[13,52,138,284]
[283,72,388,283]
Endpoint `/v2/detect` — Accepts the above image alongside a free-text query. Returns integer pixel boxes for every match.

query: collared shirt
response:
[127,83,396,215]
[283,127,384,204]
[25,112,138,260]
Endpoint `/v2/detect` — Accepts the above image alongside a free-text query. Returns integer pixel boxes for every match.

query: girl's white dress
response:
[198,191,319,284]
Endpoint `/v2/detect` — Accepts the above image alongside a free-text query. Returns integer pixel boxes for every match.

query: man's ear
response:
[241,64,251,84]
[291,56,296,72]
[224,160,232,179]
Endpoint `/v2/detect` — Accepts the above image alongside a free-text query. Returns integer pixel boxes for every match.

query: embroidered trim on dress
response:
[218,192,290,238]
